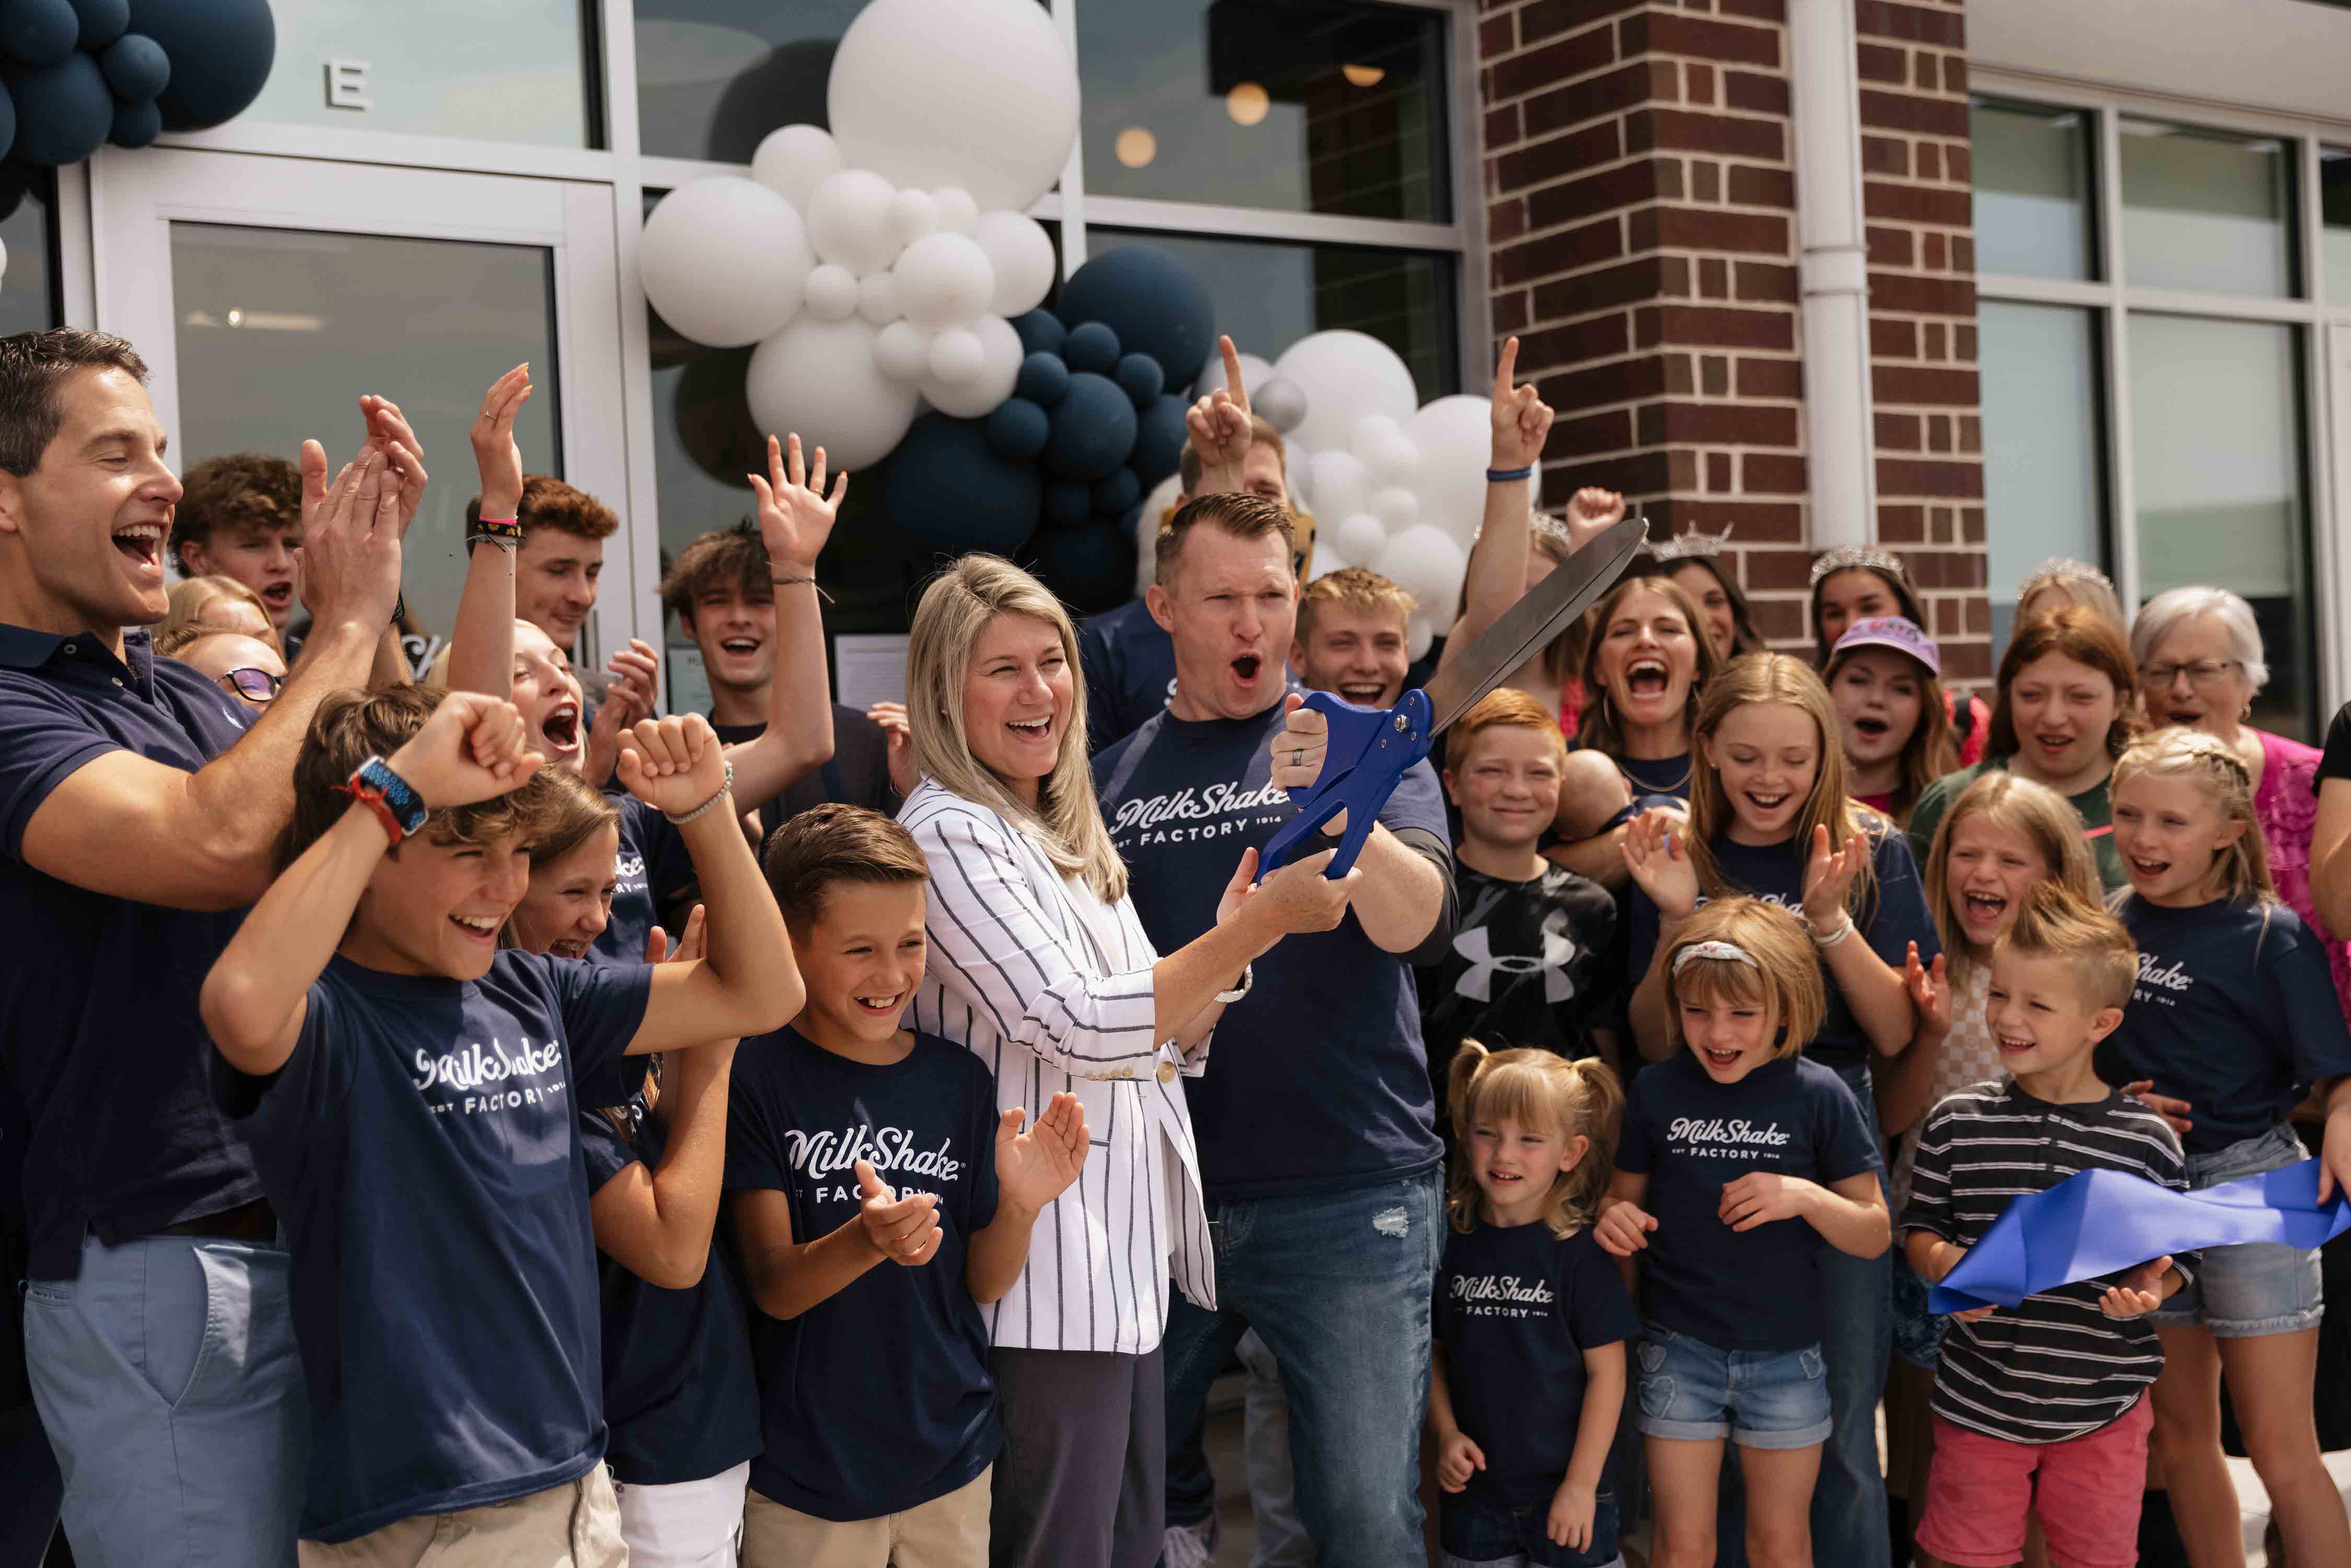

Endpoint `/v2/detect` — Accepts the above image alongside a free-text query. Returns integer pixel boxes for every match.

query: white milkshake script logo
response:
[2134,951,2192,1006]
[1666,1115,1793,1162]
[1450,1271,1556,1319]
[785,1124,967,1204]
[1110,778,1291,848]
[412,1037,569,1117]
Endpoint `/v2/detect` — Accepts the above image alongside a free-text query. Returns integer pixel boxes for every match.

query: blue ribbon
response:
[1928,1157,2351,1315]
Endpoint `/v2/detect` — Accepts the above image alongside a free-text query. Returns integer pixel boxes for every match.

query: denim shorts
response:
[1440,1488,1623,1568]
[2148,1124,2324,1339]
[1632,1323,1832,1449]
[1890,1250,1947,1369]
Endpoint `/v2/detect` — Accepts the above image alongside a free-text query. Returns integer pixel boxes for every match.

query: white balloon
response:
[1376,524,1469,613]
[1135,473,1183,598]
[857,271,903,324]
[639,177,812,349]
[1348,414,1402,463]
[927,326,985,384]
[1333,512,1388,567]
[893,231,996,330]
[751,124,842,208]
[806,169,903,276]
[1275,330,1421,456]
[889,189,939,249]
[1400,394,1500,550]
[933,188,981,237]
[1307,449,1368,526]
[828,0,1079,212]
[1256,377,1308,435]
[920,314,1023,417]
[802,263,861,322]
[746,316,921,471]
[1407,617,1434,662]
[974,211,1056,317]
[874,320,932,382]
[1369,486,1419,529]
[1191,349,1276,402]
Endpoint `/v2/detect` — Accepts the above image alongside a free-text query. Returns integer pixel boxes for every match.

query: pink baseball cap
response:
[1831,615,1940,676]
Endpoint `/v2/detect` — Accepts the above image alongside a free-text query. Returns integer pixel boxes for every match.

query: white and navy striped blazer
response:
[900,780,1214,1354]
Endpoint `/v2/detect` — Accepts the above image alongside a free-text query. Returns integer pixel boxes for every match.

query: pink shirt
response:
[2254,727,2351,1012]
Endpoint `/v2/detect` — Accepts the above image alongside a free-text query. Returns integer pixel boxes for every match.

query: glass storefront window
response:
[1079,0,1449,222]
[171,224,562,651]
[2127,313,2310,736]
[2322,148,2351,303]
[2120,121,2295,298]
[635,0,866,164]
[1970,99,2095,281]
[247,0,596,146]
[1978,301,2104,652]
[0,179,58,338]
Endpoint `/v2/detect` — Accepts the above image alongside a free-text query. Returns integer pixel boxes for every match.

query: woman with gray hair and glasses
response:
[2133,584,2348,1006]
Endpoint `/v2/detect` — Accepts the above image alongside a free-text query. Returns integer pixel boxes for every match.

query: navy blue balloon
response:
[1014,350,1068,408]
[0,0,78,66]
[126,0,274,132]
[1057,246,1217,389]
[983,397,1050,462]
[1044,372,1138,484]
[1091,468,1140,518]
[1043,481,1091,529]
[107,92,157,147]
[1062,321,1119,376]
[1011,309,1065,358]
[0,80,17,164]
[1033,522,1136,615]
[1130,393,1188,487]
[0,160,26,222]
[5,53,110,165]
[98,30,166,98]
[1113,352,1163,408]
[886,413,1041,557]
[69,0,129,48]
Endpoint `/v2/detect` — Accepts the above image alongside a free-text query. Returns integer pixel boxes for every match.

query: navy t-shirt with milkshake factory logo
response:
[1093,703,1459,1200]
[725,1026,1002,1521]
[593,792,690,965]
[224,951,653,1542]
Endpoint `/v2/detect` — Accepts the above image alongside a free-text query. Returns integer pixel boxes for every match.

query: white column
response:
[1787,0,1877,548]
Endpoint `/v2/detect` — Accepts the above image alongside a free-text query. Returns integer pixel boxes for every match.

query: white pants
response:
[612,1461,750,1568]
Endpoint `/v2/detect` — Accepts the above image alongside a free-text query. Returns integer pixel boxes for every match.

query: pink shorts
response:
[1915,1395,2151,1568]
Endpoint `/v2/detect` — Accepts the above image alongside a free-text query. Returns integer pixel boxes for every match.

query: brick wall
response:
[1477,0,1991,684]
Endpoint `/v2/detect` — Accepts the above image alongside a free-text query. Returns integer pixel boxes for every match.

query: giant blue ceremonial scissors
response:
[1261,515,1649,878]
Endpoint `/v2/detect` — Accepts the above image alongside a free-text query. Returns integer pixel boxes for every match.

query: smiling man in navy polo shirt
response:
[0,328,416,1567]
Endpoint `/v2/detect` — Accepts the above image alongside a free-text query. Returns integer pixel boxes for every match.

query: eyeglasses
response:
[2137,658,2239,691]
[217,666,285,704]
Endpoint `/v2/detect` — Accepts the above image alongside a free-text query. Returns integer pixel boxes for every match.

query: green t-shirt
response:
[1906,757,2128,893]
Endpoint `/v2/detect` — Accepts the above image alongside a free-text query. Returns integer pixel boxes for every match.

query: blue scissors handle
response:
[1259,689,1435,878]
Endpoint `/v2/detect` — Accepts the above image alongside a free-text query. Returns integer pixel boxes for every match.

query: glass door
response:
[88,147,633,667]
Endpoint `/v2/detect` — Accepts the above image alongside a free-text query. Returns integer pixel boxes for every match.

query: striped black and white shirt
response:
[1903,1079,2191,1444]
[901,781,1213,1355]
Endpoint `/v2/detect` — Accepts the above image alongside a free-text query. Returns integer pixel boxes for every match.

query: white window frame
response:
[1971,65,2351,723]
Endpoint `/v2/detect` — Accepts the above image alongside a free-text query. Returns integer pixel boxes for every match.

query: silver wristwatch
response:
[1215,963,1254,1005]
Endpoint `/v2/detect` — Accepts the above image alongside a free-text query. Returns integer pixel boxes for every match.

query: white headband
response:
[1673,940,1760,975]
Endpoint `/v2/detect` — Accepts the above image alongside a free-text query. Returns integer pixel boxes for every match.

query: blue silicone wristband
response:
[356,756,427,837]
[1485,466,1534,483]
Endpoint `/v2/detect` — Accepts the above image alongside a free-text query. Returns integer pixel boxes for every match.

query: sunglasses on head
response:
[218,667,285,703]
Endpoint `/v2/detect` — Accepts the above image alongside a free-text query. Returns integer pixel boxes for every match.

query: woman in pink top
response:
[2131,585,2349,1007]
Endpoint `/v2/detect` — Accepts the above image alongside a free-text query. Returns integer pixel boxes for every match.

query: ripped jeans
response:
[1160,1167,1444,1568]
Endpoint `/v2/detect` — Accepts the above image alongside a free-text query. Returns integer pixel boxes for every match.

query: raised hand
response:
[297,445,404,632]
[1719,1171,1816,1233]
[1489,335,1553,472]
[854,1159,942,1268]
[1435,1430,1486,1493]
[1802,822,1870,927]
[385,691,543,808]
[604,638,662,721]
[867,700,916,798]
[2100,1255,2174,1320]
[1595,1198,1658,1258]
[1562,485,1626,554]
[617,713,729,819]
[750,433,846,572]
[995,1093,1089,1218]
[1184,334,1254,494]
[2121,1080,2194,1140]
[1621,808,1700,919]
[469,365,532,522]
[1905,943,1950,1040]
[359,394,429,536]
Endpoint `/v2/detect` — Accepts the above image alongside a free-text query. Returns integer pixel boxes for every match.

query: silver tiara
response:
[1810,545,1907,587]
[1648,524,1733,564]
[2023,557,2115,591]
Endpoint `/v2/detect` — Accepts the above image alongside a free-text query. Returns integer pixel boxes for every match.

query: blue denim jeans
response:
[1160,1169,1443,1568]
[21,1233,307,1567]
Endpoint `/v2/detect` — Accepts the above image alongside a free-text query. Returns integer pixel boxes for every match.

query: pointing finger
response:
[1493,334,1519,403]
[1219,334,1248,410]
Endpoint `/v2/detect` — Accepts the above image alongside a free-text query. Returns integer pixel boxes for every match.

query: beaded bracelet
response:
[664,758,737,826]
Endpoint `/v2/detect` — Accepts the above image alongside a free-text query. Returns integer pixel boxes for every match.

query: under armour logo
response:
[1450,911,1578,1004]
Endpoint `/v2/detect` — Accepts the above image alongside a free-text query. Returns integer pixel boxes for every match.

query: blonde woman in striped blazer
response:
[899,555,1352,1568]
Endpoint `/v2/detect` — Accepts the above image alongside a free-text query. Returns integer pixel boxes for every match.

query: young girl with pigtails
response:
[2099,729,2351,1567]
[1617,651,1937,1568]
[1598,898,1890,1568]
[1429,1044,1639,1568]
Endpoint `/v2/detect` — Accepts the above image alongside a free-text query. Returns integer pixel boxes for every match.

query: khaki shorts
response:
[741,1466,992,1568]
[298,1467,626,1568]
